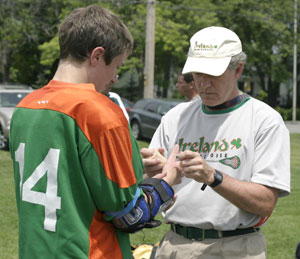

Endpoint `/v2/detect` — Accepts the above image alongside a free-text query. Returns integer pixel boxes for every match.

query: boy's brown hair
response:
[58,5,134,64]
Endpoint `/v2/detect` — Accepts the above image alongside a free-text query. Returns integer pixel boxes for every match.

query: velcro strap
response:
[105,188,141,219]
[141,178,173,203]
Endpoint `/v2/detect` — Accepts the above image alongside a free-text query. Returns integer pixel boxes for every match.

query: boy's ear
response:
[90,47,105,66]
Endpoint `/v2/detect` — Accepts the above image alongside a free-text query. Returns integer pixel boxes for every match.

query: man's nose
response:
[200,75,211,89]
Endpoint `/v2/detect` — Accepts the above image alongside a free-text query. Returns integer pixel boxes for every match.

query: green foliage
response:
[155,2,190,57]
[39,35,60,69]
[112,68,140,101]
[0,0,298,106]
[274,107,300,121]
[9,67,19,83]
[255,90,268,102]
[0,0,63,84]
[210,0,294,106]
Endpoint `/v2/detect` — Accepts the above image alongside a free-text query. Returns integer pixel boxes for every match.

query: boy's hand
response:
[141,147,166,178]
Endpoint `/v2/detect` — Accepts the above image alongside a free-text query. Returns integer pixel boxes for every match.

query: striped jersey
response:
[10,80,143,259]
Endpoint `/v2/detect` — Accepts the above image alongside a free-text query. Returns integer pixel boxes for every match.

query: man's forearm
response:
[213,173,279,217]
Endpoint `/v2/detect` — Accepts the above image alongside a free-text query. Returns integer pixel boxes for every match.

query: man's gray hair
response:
[228,52,247,70]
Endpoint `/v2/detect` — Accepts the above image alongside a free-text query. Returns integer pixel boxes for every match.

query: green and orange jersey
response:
[10,80,143,259]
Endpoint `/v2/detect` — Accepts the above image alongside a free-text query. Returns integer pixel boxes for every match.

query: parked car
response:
[129,98,182,140]
[0,84,33,150]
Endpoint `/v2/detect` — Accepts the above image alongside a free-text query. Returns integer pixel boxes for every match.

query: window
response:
[158,103,171,115]
[0,92,29,107]
[145,102,158,113]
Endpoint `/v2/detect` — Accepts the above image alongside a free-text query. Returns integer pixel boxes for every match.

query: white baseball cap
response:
[182,26,242,76]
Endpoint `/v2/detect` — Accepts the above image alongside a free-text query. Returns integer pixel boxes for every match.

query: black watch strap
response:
[209,170,223,188]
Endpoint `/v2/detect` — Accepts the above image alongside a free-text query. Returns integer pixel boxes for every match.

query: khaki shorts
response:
[154,229,267,259]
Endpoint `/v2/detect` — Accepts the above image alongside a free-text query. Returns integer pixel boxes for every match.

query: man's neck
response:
[205,92,248,110]
[53,59,89,84]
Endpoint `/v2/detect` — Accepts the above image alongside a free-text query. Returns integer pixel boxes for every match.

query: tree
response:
[0,0,73,87]
[212,0,295,106]
[1,0,297,107]
[150,0,220,97]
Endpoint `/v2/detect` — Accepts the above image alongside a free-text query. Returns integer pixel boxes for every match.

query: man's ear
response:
[90,47,105,66]
[190,80,196,89]
[235,62,244,80]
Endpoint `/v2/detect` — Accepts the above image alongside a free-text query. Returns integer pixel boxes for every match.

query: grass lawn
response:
[1,136,299,258]
[0,149,18,259]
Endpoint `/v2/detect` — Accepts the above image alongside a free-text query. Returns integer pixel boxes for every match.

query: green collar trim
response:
[202,97,251,114]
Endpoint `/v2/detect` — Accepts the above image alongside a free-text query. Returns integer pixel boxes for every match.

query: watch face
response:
[210,170,223,188]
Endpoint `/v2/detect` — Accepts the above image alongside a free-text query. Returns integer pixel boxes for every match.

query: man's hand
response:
[178,150,215,185]
[141,147,166,178]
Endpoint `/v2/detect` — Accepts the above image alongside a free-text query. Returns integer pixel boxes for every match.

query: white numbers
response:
[15,143,25,194]
[15,143,61,232]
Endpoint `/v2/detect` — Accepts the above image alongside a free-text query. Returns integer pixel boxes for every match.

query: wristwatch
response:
[209,170,223,188]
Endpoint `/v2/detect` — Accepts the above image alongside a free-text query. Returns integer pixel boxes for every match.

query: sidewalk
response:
[285,121,300,134]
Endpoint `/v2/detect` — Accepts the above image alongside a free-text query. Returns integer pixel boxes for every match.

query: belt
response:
[170,223,260,241]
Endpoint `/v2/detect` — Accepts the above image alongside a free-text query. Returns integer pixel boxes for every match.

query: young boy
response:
[10,5,181,259]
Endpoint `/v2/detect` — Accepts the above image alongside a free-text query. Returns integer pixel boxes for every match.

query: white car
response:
[0,84,33,150]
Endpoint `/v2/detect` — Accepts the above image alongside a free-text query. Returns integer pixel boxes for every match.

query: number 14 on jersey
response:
[14,143,61,232]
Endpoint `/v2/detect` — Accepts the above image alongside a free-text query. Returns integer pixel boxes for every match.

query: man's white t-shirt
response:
[149,97,290,231]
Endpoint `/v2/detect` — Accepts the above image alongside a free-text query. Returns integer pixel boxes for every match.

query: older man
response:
[142,26,290,259]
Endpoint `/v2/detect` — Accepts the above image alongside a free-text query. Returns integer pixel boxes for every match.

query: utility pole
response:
[293,0,298,121]
[143,0,155,99]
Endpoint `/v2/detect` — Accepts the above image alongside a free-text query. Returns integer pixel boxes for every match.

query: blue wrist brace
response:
[107,178,174,233]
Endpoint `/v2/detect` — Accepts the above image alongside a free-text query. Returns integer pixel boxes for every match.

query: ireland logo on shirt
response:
[178,137,242,169]
[206,156,241,169]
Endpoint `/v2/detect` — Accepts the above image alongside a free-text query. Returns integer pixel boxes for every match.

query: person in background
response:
[9,5,181,259]
[175,72,199,101]
[141,26,290,258]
